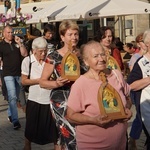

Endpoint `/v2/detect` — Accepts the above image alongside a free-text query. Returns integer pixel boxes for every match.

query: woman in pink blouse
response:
[67,40,132,150]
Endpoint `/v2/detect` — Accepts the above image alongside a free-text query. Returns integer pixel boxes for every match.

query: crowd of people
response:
[0,20,150,150]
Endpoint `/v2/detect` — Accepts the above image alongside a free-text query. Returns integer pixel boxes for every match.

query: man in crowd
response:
[0,25,28,129]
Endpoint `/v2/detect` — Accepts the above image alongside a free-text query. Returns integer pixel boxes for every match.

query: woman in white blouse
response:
[21,37,59,150]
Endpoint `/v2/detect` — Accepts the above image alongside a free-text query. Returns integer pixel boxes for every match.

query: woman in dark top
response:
[40,20,82,150]
[95,26,124,71]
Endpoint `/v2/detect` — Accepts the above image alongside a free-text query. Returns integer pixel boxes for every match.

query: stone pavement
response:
[128,105,146,150]
[0,93,146,150]
[0,93,54,150]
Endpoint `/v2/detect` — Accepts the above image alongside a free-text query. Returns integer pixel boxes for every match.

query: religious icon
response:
[107,56,121,71]
[65,55,77,75]
[97,72,127,120]
[61,41,80,81]
[102,88,120,113]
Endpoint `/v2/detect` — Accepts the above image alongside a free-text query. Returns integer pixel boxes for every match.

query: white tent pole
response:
[118,16,123,41]
[104,18,107,26]
[122,16,126,44]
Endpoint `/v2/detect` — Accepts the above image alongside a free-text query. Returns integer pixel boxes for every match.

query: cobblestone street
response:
[0,93,146,150]
[0,94,54,150]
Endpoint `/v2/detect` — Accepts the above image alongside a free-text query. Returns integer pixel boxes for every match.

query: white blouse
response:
[21,54,51,104]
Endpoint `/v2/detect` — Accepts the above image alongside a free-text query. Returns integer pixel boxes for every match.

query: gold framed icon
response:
[106,56,121,71]
[61,51,80,81]
[97,72,127,120]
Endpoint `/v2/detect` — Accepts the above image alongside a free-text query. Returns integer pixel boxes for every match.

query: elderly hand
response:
[14,36,23,45]
[94,115,112,127]
[56,77,70,87]
[122,108,132,122]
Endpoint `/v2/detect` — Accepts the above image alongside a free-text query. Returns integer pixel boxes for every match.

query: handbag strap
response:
[28,55,32,79]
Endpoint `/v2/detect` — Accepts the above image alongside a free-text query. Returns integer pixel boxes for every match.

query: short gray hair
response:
[143,29,150,45]
[32,37,47,50]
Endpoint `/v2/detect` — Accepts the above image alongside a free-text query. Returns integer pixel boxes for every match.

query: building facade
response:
[114,0,150,43]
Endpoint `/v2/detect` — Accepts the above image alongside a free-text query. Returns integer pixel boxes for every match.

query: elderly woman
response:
[128,29,150,149]
[40,20,85,150]
[21,37,58,150]
[67,40,132,150]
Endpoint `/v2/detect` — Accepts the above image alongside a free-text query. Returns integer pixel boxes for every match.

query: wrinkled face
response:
[84,44,107,71]
[3,27,13,41]
[61,29,79,47]
[44,31,53,40]
[35,48,47,60]
[100,29,113,47]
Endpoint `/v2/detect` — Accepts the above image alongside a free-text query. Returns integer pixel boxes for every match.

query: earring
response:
[85,64,90,71]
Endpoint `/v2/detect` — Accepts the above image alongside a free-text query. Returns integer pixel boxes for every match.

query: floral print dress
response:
[47,50,77,150]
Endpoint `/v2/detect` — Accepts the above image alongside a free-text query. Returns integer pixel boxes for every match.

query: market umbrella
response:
[54,0,150,21]
[26,0,74,24]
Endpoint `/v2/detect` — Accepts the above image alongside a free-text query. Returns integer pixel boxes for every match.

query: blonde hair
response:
[59,20,79,36]
[135,33,143,43]
[143,29,150,45]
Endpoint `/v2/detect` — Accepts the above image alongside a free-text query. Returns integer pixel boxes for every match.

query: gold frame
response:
[98,82,127,120]
[106,56,121,71]
[61,51,80,81]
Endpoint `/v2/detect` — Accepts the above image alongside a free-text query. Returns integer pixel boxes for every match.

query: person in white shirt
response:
[21,37,59,150]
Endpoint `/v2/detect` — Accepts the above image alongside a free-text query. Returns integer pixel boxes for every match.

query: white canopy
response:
[26,0,75,24]
[54,0,150,21]
[21,1,55,15]
[0,1,54,15]
[20,0,54,24]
